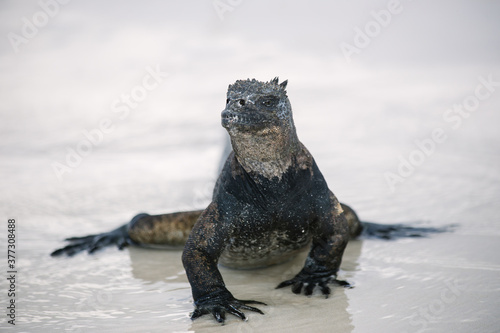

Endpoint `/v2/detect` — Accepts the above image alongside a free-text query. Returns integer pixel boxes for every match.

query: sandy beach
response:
[1,1,499,332]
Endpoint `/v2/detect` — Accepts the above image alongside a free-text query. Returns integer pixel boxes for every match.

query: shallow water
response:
[1,1,500,332]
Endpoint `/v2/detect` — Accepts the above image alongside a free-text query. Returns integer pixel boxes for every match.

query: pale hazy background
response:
[1,1,499,332]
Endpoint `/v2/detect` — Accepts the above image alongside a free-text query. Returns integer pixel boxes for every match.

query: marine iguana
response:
[52,77,442,324]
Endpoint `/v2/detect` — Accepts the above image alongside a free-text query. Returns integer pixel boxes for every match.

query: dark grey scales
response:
[52,77,447,324]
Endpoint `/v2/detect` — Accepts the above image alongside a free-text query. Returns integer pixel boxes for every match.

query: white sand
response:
[1,1,499,332]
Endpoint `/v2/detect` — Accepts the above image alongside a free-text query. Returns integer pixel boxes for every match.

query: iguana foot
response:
[276,270,352,297]
[191,290,266,324]
[50,224,132,256]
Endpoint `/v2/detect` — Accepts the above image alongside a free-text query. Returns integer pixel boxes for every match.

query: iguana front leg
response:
[276,194,351,297]
[182,202,265,323]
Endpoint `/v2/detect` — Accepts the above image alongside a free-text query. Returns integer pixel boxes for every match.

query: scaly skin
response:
[52,78,362,324]
[180,78,352,321]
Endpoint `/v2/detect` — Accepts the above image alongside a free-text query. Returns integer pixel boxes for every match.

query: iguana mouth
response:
[221,110,269,130]
[221,111,240,126]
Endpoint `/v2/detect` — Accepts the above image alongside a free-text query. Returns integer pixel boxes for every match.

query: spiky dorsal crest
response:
[227,77,289,98]
[270,77,288,91]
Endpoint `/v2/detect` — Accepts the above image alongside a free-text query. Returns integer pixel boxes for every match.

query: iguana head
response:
[221,78,302,179]
[222,77,293,134]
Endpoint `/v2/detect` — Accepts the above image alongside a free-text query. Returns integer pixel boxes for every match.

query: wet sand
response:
[1,1,500,332]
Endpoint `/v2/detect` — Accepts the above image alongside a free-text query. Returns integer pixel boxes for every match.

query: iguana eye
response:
[260,96,278,107]
[226,98,230,105]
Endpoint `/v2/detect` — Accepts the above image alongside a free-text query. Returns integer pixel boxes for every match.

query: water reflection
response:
[126,237,363,331]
